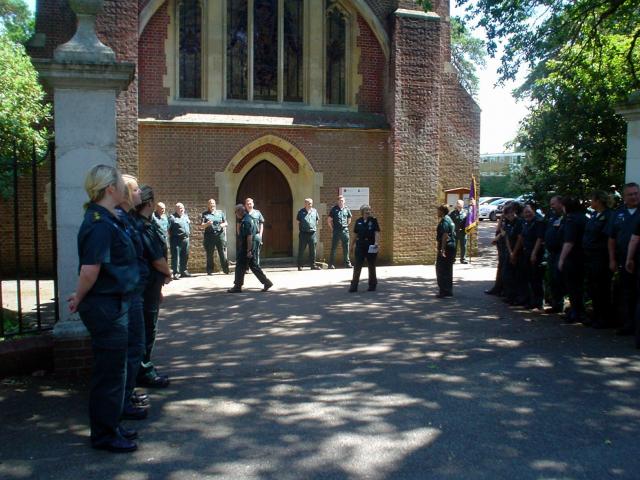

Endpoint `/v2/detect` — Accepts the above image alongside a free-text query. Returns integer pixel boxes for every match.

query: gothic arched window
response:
[325,1,347,105]
[178,0,202,99]
[227,0,248,100]
[283,0,303,102]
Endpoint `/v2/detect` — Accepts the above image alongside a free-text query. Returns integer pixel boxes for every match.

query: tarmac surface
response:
[2,223,640,479]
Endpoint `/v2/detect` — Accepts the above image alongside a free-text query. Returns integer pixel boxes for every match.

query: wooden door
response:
[236,160,293,257]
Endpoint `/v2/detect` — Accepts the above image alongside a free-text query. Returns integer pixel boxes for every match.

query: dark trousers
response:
[562,257,585,320]
[585,254,611,327]
[619,268,637,332]
[351,246,377,289]
[140,274,163,377]
[524,256,545,309]
[456,232,467,261]
[79,296,130,445]
[170,237,189,274]
[436,246,455,295]
[548,251,565,310]
[204,234,229,274]
[329,228,351,267]
[234,252,270,287]
[492,244,507,294]
[124,293,145,405]
[502,254,527,303]
[297,231,317,267]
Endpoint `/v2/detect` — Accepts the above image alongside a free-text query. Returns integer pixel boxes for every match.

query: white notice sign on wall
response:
[340,187,370,211]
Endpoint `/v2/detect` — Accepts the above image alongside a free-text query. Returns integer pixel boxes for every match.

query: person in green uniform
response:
[244,198,264,267]
[449,199,468,263]
[201,199,229,275]
[297,198,321,270]
[436,204,456,298]
[168,202,191,279]
[327,195,353,269]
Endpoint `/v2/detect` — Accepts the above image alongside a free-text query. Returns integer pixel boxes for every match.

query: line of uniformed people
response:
[69,165,173,453]
[486,184,640,350]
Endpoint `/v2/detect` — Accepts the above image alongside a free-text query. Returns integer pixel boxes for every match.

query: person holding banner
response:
[436,204,456,298]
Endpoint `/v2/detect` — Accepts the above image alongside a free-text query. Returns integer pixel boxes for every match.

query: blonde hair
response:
[84,165,122,205]
[121,174,139,207]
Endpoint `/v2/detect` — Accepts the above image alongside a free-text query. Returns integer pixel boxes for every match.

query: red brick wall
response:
[390,13,443,264]
[0,160,55,277]
[357,15,386,114]
[139,125,392,267]
[139,2,169,106]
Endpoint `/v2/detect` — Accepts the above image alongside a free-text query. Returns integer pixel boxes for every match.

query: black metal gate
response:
[0,139,58,338]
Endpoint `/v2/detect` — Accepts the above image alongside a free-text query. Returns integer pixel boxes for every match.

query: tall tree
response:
[450,16,486,98]
[0,0,34,43]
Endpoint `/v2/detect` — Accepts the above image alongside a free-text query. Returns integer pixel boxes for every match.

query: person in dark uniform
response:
[520,203,546,310]
[168,202,191,279]
[608,182,640,335]
[558,196,587,323]
[544,196,565,313]
[136,185,172,389]
[625,213,640,348]
[68,165,140,453]
[486,212,509,295]
[201,199,229,275]
[449,199,468,263]
[228,204,273,293]
[583,190,613,328]
[244,198,264,267]
[152,201,168,238]
[435,204,455,298]
[118,175,151,420]
[327,195,353,269]
[297,198,321,270]
[349,204,380,292]
[502,202,526,305]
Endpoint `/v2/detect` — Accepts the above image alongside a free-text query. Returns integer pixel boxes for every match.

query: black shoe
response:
[92,437,137,453]
[138,373,170,389]
[181,271,191,278]
[311,265,321,270]
[121,405,148,421]
[118,426,138,441]
[348,286,357,293]
[297,266,302,271]
[207,272,213,276]
[460,260,468,264]
[435,293,448,299]
[227,286,242,293]
[172,273,180,280]
[131,392,149,408]
[367,285,376,291]
[223,269,230,274]
[262,281,273,292]
[328,265,336,269]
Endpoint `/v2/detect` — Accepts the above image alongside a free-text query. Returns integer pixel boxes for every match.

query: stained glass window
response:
[325,2,347,105]
[253,0,278,101]
[227,0,248,100]
[283,0,303,102]
[179,0,202,99]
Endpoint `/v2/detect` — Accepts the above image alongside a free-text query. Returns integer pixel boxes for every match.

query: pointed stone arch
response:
[215,134,324,261]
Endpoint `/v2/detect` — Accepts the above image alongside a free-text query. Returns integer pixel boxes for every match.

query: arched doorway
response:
[237,160,293,257]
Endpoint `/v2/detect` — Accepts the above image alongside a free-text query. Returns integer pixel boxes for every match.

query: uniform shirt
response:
[329,205,352,230]
[152,212,168,236]
[354,216,380,248]
[138,212,167,283]
[582,208,613,255]
[544,212,564,254]
[77,203,139,296]
[437,215,455,250]
[448,208,468,234]
[297,207,319,232]
[562,211,587,261]
[239,212,258,256]
[505,216,524,250]
[521,214,546,255]
[606,206,640,262]
[248,209,264,234]
[117,207,150,290]
[201,209,226,236]
[168,212,190,241]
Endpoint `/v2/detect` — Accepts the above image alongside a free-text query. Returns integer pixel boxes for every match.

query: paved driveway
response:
[1,224,640,479]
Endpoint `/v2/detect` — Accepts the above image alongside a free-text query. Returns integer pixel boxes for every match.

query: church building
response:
[30,0,480,266]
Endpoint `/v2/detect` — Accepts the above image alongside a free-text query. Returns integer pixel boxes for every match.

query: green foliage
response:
[450,17,486,97]
[479,175,520,198]
[457,0,640,88]
[0,35,51,198]
[513,33,631,201]
[0,0,33,43]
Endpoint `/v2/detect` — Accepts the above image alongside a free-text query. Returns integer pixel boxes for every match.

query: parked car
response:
[479,198,513,221]
[479,196,503,206]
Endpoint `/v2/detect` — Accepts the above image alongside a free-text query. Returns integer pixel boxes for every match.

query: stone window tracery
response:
[178,0,203,99]
[325,1,347,105]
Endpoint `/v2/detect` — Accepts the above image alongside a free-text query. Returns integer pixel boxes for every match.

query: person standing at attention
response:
[201,198,229,275]
[327,195,353,269]
[168,202,191,279]
[297,198,321,270]
[436,204,456,298]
